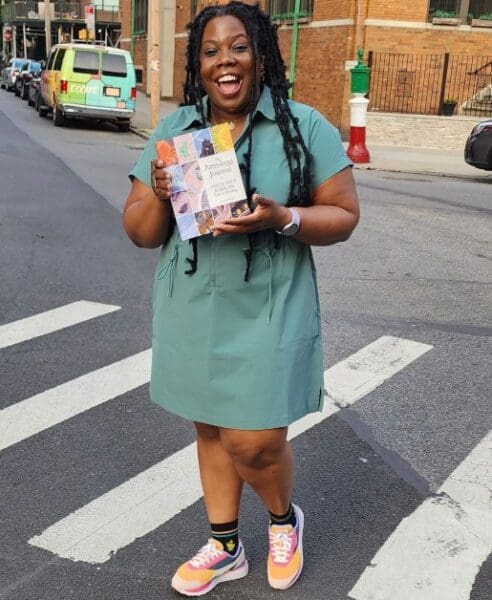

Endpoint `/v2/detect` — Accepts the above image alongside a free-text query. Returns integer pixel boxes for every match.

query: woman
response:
[123,1,359,596]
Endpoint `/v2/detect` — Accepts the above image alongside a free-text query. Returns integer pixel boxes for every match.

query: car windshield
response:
[13,58,25,69]
[29,62,42,72]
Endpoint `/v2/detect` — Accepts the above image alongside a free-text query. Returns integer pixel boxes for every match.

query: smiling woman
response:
[123,2,359,596]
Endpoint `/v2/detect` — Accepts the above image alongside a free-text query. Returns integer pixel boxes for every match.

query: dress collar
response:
[180,85,276,130]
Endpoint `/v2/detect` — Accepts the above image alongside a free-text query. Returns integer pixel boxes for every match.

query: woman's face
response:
[199,15,256,118]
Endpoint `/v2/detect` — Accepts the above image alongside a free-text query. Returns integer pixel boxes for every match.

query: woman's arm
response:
[289,166,359,246]
[122,162,173,248]
[212,166,359,246]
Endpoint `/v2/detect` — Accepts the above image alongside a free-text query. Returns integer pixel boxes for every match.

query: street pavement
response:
[0,88,491,600]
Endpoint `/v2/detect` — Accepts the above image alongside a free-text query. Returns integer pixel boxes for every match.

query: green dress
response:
[130,86,351,430]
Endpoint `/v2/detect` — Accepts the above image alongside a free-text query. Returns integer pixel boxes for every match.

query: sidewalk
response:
[131,92,492,181]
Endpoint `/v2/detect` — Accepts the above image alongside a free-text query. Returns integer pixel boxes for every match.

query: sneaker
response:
[267,504,304,590]
[171,538,249,597]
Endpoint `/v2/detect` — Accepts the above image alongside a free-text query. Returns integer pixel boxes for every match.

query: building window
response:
[265,0,313,21]
[93,1,120,8]
[429,0,460,16]
[469,0,492,18]
[134,0,148,34]
[429,0,492,18]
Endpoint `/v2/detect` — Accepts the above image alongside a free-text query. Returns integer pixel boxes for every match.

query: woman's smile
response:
[200,15,256,119]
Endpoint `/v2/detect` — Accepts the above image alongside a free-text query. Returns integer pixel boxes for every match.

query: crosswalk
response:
[1,300,490,599]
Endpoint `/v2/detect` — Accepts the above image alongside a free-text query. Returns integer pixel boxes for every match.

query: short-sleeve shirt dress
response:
[130,85,351,430]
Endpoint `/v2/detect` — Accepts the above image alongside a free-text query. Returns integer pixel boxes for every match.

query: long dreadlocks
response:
[182,1,313,280]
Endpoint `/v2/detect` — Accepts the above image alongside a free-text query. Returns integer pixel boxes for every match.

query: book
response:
[155,123,250,241]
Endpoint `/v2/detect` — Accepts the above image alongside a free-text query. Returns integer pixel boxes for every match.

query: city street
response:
[0,89,491,600]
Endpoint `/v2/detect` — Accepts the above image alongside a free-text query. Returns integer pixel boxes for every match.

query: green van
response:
[38,43,136,131]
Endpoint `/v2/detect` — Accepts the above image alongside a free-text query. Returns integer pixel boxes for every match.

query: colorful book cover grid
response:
[155,123,250,241]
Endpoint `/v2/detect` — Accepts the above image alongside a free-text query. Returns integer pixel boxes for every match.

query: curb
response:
[130,126,151,140]
[353,163,492,182]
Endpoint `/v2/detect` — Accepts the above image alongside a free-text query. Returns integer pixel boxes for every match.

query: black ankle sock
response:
[210,519,239,555]
[269,503,297,527]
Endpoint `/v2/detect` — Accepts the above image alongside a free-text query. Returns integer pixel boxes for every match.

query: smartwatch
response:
[276,207,300,237]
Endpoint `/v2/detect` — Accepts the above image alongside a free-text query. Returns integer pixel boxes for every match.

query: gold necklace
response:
[210,116,237,131]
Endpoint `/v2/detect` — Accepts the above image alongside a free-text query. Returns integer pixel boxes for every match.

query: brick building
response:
[119,0,492,132]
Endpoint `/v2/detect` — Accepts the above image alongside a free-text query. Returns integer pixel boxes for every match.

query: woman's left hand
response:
[212,193,291,237]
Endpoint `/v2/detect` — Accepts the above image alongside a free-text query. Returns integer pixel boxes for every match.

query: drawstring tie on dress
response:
[157,243,179,297]
[257,247,277,325]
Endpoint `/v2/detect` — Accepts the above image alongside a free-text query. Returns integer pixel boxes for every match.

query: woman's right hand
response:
[151,159,173,201]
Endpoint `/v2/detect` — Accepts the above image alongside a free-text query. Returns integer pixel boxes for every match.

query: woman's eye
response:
[233,45,248,53]
[203,48,217,57]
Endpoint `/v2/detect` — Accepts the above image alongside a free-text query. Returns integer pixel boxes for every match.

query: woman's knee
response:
[195,421,221,441]
[219,428,288,469]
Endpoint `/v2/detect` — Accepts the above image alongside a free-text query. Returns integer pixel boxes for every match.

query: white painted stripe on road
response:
[349,429,492,600]
[0,350,151,452]
[0,301,121,349]
[288,335,432,440]
[28,336,432,564]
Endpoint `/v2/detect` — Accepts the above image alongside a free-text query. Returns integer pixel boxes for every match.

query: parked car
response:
[464,119,492,171]
[14,60,43,99]
[1,57,27,91]
[38,43,136,129]
[27,68,43,107]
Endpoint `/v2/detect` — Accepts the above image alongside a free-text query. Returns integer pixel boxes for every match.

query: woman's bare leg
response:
[219,427,293,515]
[195,422,244,522]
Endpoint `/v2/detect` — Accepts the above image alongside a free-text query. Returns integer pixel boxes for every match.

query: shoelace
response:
[269,529,295,564]
[189,541,222,568]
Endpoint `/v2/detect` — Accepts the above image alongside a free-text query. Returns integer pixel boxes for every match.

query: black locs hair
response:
[183,1,312,280]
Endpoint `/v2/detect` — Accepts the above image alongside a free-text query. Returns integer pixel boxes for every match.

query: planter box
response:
[471,19,492,28]
[432,17,461,25]
[441,102,457,116]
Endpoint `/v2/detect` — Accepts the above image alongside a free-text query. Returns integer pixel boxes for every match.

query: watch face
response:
[283,221,299,237]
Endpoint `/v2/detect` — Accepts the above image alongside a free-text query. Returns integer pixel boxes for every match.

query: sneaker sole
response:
[268,505,305,590]
[171,559,249,597]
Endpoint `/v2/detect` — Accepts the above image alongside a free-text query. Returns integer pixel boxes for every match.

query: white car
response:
[0,57,27,91]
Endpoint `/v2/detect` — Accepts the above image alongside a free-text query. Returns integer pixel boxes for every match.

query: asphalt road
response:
[0,89,490,600]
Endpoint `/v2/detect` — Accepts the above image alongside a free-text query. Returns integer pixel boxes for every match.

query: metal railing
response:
[0,1,120,23]
[367,52,492,118]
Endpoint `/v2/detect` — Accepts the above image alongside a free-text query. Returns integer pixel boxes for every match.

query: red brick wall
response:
[366,0,429,21]
[364,26,492,54]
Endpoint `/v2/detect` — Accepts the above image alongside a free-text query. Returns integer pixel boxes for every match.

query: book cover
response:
[155,123,250,241]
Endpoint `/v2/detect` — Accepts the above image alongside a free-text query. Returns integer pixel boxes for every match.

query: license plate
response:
[104,86,120,97]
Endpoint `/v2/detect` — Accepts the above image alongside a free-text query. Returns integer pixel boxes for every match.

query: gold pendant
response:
[227,121,236,131]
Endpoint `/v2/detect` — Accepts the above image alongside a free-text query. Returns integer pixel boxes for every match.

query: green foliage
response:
[431,10,458,18]
[478,13,492,20]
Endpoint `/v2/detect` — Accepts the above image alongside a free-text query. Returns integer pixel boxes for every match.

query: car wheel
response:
[21,85,28,100]
[14,84,21,96]
[53,106,66,127]
[27,93,35,107]
[118,120,131,132]
[36,93,48,117]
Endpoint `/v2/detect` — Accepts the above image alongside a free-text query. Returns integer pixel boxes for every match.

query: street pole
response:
[22,23,27,59]
[150,0,160,129]
[44,0,51,57]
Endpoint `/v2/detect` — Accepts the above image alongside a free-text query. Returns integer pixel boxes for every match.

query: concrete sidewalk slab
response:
[349,144,492,181]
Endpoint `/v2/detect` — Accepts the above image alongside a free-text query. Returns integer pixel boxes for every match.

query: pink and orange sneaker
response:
[171,538,249,597]
[267,504,304,590]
